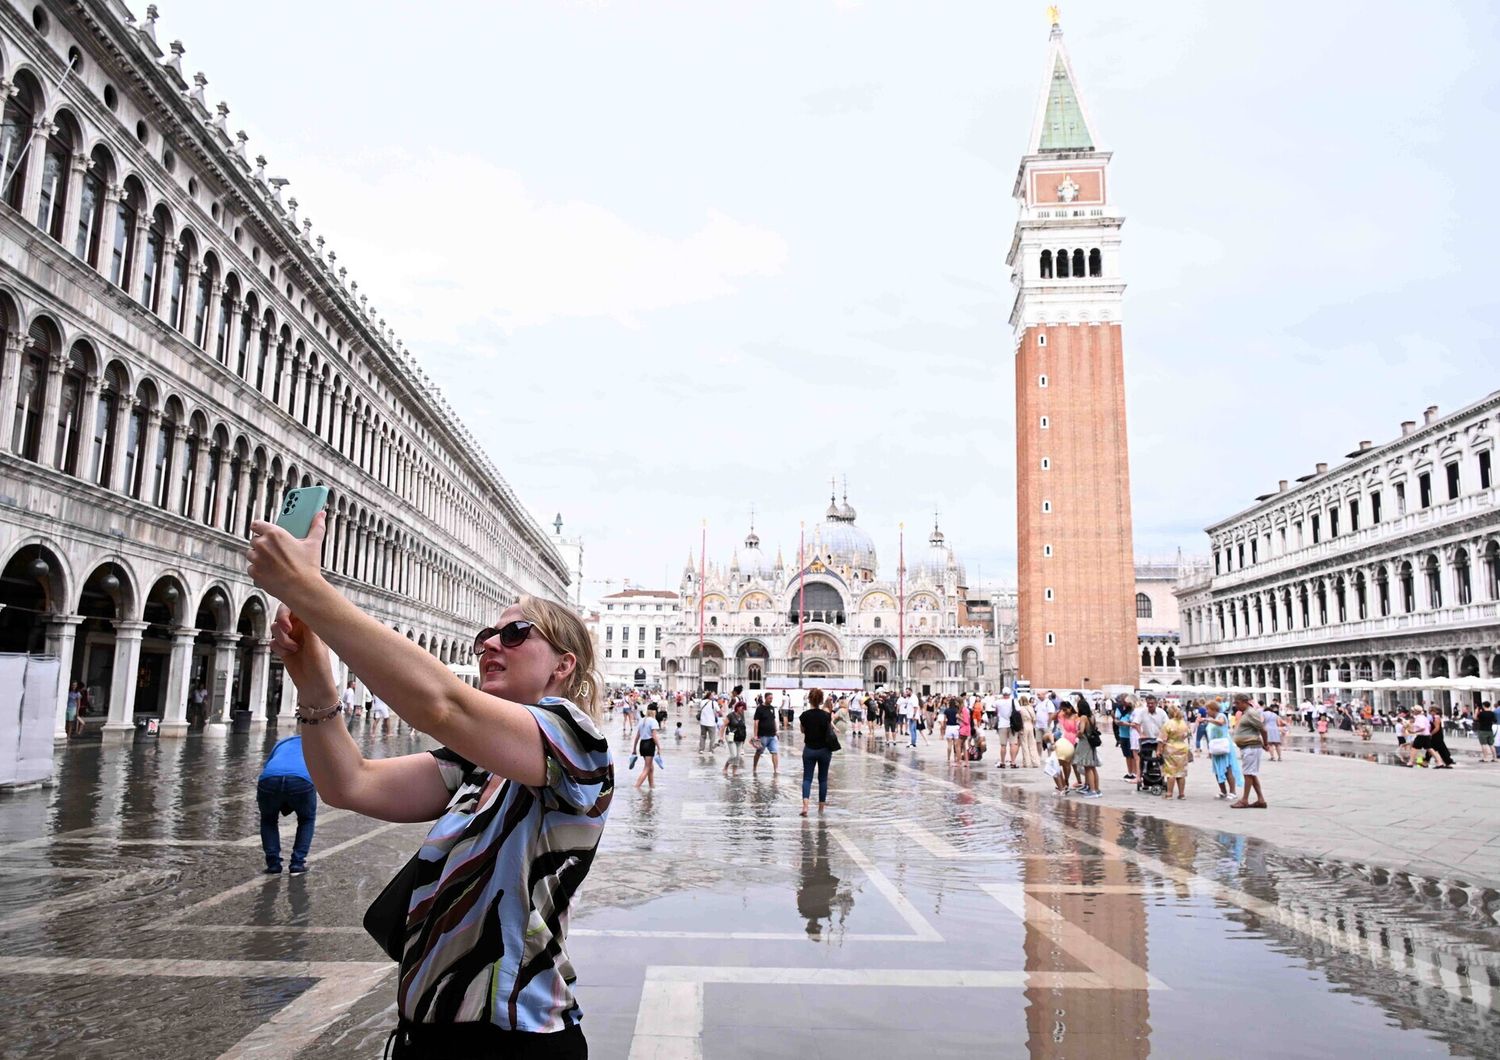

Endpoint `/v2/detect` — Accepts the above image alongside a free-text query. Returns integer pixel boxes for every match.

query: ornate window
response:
[1135,592,1152,619]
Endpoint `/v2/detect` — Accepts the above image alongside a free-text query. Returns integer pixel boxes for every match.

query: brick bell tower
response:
[1009,12,1138,690]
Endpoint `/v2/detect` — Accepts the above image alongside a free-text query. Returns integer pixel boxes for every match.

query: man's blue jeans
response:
[909,719,920,746]
[258,775,317,871]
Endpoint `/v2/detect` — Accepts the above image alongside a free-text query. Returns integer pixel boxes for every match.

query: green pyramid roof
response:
[1038,56,1093,151]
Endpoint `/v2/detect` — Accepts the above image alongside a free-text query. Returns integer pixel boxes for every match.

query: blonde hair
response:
[518,595,602,720]
[1166,704,1184,720]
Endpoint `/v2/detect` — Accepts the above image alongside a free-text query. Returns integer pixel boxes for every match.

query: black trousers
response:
[387,1020,586,1059]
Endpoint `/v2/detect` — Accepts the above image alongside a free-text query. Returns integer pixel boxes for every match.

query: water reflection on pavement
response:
[0,724,1495,1059]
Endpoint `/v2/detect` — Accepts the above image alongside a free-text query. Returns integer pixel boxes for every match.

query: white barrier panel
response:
[0,654,29,786]
[19,656,58,784]
[0,654,58,788]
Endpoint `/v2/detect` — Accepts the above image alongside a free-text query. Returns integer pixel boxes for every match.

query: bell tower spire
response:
[1009,14,1137,690]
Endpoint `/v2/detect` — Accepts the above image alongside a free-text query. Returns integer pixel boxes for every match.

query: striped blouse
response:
[398,697,613,1031]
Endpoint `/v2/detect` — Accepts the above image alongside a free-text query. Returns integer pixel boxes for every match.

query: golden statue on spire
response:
[1048,5,1061,26]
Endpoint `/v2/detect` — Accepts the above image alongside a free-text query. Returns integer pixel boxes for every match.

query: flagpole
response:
[797,521,806,690]
[898,522,906,690]
[698,519,706,689]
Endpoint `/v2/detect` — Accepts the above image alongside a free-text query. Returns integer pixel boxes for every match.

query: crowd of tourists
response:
[604,683,1498,812]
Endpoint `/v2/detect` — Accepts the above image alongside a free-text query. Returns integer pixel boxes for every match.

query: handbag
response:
[1009,709,1023,734]
[363,852,421,961]
[1207,737,1231,755]
[826,729,842,753]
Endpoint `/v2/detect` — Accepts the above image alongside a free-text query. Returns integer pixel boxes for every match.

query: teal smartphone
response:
[275,485,330,539]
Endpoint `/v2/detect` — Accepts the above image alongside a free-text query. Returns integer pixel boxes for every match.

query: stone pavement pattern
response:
[0,719,1496,1059]
[921,721,1500,890]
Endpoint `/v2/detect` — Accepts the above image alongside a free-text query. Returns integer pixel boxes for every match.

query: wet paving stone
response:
[1,722,1496,1058]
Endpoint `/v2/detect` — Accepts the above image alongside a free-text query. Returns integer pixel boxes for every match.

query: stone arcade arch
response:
[907,642,946,695]
[73,559,140,739]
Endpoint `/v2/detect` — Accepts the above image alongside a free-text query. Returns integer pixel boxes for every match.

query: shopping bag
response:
[1042,752,1062,778]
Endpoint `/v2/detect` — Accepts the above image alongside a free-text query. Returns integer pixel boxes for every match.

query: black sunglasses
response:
[472,620,543,656]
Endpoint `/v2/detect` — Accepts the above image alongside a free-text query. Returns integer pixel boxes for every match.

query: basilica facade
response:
[0,1,568,744]
[662,491,989,696]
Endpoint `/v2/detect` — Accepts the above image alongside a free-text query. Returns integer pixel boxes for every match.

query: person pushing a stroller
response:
[1130,694,1167,795]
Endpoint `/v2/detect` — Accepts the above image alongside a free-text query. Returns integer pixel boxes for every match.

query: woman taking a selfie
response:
[247,512,611,1059]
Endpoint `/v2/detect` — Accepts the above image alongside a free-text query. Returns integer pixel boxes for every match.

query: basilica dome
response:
[739,526,773,578]
[812,490,878,579]
[911,521,966,586]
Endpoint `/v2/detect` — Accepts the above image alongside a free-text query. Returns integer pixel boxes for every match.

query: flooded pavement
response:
[2,723,1497,1059]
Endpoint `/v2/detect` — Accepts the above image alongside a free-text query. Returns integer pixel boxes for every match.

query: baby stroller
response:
[1136,742,1166,796]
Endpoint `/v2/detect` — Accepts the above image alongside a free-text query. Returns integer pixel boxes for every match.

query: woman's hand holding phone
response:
[248,511,326,608]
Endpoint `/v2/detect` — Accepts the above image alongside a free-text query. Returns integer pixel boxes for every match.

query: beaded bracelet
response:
[295,701,342,725]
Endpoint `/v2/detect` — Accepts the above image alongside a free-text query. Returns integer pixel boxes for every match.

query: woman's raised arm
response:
[249,514,547,787]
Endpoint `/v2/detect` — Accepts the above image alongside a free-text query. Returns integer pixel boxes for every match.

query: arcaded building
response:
[1009,18,1138,690]
[0,1,568,741]
[1177,393,1500,709]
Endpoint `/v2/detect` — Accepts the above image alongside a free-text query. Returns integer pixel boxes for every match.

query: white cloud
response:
[281,151,788,338]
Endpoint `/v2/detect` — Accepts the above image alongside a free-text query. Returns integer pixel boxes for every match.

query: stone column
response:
[36,353,63,463]
[203,281,223,357]
[106,396,132,492]
[201,634,239,739]
[45,615,84,742]
[60,154,88,252]
[157,628,198,738]
[184,435,208,521]
[262,474,282,524]
[230,458,250,535]
[210,447,231,530]
[100,185,124,282]
[0,332,23,452]
[246,637,271,728]
[324,507,340,571]
[21,121,52,223]
[133,407,160,501]
[331,394,345,451]
[127,219,148,302]
[287,360,303,421]
[244,321,262,383]
[219,296,240,368]
[101,620,148,744]
[276,661,296,725]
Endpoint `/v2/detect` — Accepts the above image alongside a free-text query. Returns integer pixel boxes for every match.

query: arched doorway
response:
[74,561,138,739]
[690,642,725,693]
[0,544,69,654]
[235,596,269,721]
[907,643,946,696]
[138,576,189,720]
[736,639,769,689]
[193,586,233,727]
[862,641,895,690]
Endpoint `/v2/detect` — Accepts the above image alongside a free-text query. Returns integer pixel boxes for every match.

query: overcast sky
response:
[162,0,1499,596]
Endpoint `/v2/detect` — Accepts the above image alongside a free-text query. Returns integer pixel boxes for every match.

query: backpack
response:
[1009,708,1024,734]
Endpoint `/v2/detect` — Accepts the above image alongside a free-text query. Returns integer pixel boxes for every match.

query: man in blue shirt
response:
[257,734,318,874]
